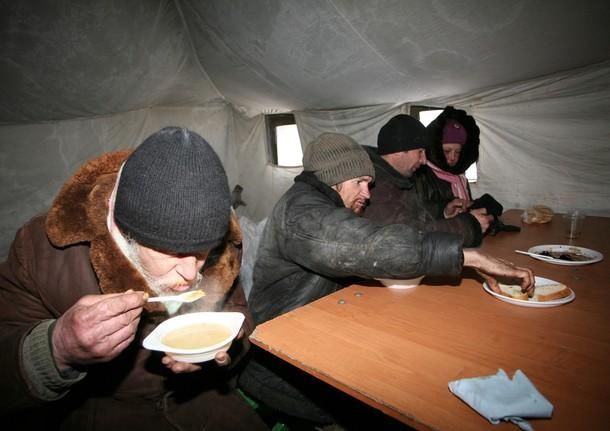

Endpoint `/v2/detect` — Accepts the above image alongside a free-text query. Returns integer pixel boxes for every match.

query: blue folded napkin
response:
[448,369,553,431]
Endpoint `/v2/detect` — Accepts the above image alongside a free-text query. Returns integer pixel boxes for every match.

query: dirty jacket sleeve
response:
[281,183,461,279]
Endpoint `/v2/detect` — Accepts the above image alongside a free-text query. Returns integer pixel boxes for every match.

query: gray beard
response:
[113,229,203,297]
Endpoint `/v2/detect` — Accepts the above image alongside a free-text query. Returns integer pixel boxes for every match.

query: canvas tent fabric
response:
[294,62,610,220]
[1,0,610,258]
[421,63,610,216]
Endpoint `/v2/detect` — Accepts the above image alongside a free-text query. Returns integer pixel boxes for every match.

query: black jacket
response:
[364,146,483,247]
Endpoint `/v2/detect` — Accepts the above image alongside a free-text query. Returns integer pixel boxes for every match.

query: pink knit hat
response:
[442,120,467,145]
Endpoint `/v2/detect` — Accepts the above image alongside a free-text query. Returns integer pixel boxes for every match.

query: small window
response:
[417,109,443,127]
[411,105,478,183]
[463,162,478,183]
[265,113,303,167]
[410,105,442,127]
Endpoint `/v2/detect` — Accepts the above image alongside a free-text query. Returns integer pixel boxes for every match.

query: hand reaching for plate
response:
[463,250,535,295]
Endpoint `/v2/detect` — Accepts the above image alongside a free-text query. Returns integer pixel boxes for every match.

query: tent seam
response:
[172,0,224,101]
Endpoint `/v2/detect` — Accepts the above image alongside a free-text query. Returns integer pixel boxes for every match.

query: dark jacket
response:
[239,171,463,423]
[363,146,483,247]
[413,164,466,219]
[0,151,266,431]
[247,171,464,325]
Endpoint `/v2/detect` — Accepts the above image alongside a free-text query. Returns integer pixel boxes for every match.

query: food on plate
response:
[531,283,572,301]
[498,283,530,300]
[539,250,588,261]
[521,205,554,224]
[498,282,571,302]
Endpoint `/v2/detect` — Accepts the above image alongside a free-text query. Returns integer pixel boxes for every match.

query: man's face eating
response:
[112,224,209,297]
[333,175,373,215]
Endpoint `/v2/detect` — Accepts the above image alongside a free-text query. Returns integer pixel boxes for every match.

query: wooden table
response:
[250,210,610,430]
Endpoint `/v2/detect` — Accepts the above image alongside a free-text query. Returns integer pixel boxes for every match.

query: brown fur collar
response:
[46,151,243,313]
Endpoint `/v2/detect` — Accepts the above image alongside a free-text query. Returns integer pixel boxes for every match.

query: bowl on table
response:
[376,276,424,289]
[143,312,244,363]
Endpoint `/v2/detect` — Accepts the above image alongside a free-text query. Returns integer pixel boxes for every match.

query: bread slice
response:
[497,283,530,300]
[497,282,571,302]
[532,283,571,302]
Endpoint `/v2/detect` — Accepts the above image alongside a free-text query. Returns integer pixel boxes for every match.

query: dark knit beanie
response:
[114,127,231,253]
[377,114,430,155]
[302,133,375,186]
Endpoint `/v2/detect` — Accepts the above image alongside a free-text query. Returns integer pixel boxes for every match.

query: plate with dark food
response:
[527,244,603,266]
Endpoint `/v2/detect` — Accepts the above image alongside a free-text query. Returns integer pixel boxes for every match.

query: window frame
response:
[409,105,441,120]
[265,113,302,167]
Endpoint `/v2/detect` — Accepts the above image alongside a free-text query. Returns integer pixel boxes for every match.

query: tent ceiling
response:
[2,0,609,124]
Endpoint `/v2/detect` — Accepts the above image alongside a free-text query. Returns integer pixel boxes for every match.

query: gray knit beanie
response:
[302,133,375,186]
[114,127,231,253]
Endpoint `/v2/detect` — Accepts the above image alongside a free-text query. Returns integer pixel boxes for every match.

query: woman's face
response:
[442,143,463,167]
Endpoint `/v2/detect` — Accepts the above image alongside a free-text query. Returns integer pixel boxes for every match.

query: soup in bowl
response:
[143,312,245,363]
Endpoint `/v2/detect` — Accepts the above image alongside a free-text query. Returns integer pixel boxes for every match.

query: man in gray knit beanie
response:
[301,133,375,214]
[302,132,375,187]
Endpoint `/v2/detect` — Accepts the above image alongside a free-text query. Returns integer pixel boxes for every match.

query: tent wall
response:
[0,104,241,258]
[290,62,610,221]
[294,104,402,150]
[421,61,610,216]
[1,62,609,259]
[290,61,610,219]
[0,101,305,259]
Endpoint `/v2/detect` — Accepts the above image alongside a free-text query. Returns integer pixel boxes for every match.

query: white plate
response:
[527,244,603,266]
[483,276,575,308]
[143,312,244,363]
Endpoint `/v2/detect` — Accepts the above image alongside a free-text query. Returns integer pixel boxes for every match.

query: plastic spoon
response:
[147,290,205,303]
[514,250,558,261]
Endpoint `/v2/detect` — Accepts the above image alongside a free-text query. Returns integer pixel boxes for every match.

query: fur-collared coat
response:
[0,151,265,431]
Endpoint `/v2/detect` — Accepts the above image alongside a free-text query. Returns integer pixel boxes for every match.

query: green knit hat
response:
[302,133,375,186]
